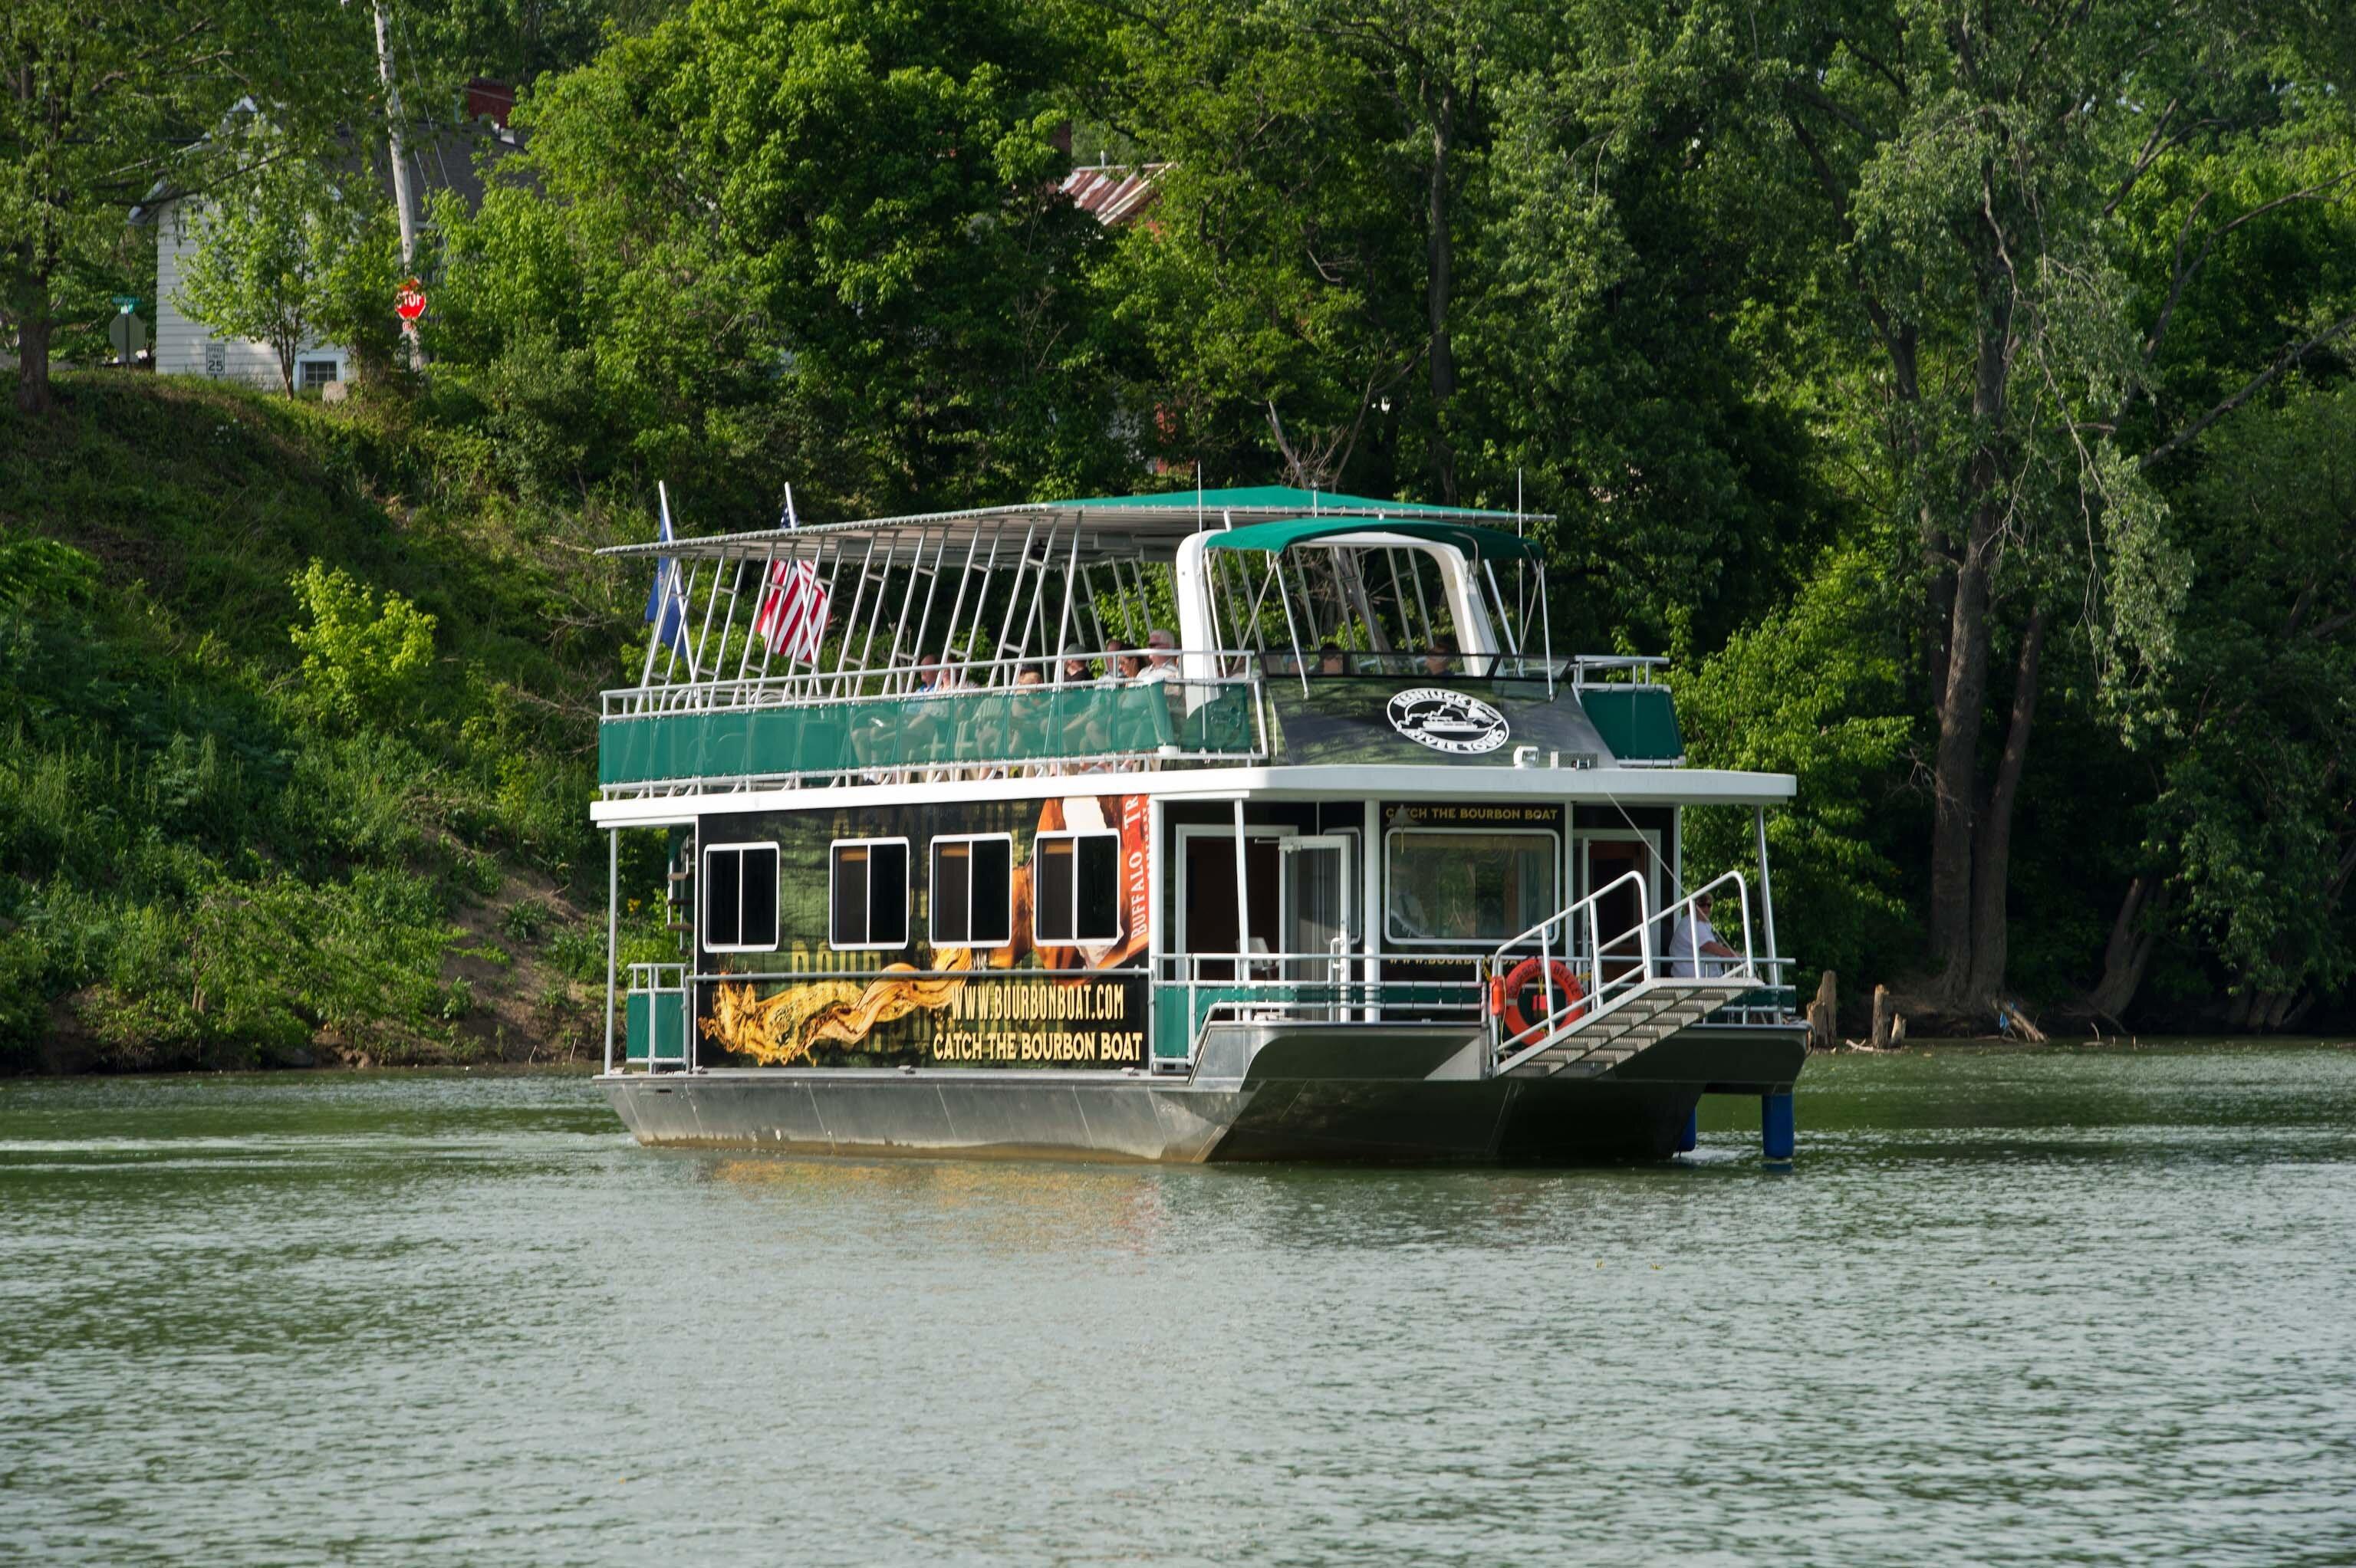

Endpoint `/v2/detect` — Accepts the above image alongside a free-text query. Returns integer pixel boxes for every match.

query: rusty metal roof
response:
[1060,163,1167,228]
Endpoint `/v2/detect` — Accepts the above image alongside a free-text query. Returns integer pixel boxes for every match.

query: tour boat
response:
[591,485,1806,1162]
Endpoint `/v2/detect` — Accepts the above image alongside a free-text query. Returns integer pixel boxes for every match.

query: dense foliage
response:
[4,0,2353,1050]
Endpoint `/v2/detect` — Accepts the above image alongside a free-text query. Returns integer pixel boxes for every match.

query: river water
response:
[4,1046,2353,1566]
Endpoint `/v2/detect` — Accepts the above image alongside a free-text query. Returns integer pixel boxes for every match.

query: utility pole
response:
[374,3,417,267]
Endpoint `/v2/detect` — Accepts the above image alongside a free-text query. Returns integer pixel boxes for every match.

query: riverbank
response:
[0,375,666,1077]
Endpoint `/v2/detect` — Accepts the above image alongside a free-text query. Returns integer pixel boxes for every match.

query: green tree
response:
[0,0,374,412]
[176,158,398,395]
[1741,0,2356,1011]
[431,0,1127,512]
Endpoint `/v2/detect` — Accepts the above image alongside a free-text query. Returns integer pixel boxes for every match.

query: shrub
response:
[287,560,438,725]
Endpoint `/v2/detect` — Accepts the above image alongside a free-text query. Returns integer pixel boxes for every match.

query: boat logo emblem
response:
[1386,688,1510,754]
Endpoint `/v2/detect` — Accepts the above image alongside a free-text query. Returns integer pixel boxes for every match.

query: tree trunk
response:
[14,267,53,414]
[1929,284,2014,1002]
[1964,610,2046,1001]
[1871,984,1894,1050]
[2088,876,2168,1021]
[1424,85,1456,504]
[1928,547,1993,982]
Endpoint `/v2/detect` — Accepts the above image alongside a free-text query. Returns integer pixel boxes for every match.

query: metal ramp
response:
[1485,869,1762,1079]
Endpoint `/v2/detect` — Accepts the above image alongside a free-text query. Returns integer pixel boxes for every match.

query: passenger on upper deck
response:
[1014,663,1044,688]
[1107,639,1141,681]
[1317,644,1346,676]
[1060,648,1094,685]
[1423,634,1458,677]
[1141,630,1178,682]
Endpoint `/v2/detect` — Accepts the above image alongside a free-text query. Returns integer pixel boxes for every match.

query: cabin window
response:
[830,837,910,949]
[930,834,1013,948]
[1384,829,1558,945]
[703,842,780,952]
[1034,832,1121,945]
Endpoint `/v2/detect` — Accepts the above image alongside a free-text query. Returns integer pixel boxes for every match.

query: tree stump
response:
[1871,985,1894,1051]
[1808,971,1838,1051]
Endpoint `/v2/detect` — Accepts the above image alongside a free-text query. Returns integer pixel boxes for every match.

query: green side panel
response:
[1152,987,1196,1060]
[625,991,651,1062]
[601,684,1255,787]
[654,998,686,1063]
[1578,687,1683,763]
[626,991,686,1063]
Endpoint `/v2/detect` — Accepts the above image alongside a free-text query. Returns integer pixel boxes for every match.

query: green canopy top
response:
[1056,484,1530,521]
[600,482,1549,564]
[1200,516,1540,563]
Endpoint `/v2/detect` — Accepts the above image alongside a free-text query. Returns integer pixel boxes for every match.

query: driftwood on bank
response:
[1807,971,1838,1051]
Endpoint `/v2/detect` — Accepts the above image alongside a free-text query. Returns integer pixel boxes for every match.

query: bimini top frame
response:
[596,484,1555,570]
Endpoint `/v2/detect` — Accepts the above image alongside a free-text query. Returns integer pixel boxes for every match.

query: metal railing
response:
[604,646,1265,717]
[1483,869,1657,1061]
[599,659,1272,797]
[622,962,690,1073]
[1152,951,1492,1065]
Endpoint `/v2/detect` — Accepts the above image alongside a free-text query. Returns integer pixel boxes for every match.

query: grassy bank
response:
[0,373,667,1073]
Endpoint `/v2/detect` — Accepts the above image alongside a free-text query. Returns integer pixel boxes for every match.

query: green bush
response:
[286,560,438,726]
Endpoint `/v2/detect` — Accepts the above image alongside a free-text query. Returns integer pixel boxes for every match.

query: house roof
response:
[1060,163,1166,228]
[129,94,521,225]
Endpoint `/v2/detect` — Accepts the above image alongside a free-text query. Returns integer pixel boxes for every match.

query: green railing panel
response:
[1578,686,1683,763]
[626,991,686,1063]
[602,682,1257,786]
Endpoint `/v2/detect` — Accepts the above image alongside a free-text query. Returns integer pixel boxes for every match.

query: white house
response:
[133,82,518,390]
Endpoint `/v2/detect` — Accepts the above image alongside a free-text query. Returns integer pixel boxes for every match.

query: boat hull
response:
[601,1024,1807,1164]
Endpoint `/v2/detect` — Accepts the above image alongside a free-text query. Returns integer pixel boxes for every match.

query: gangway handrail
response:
[1483,869,1653,1064]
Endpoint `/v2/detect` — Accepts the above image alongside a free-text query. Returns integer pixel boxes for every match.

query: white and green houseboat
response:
[592,485,1806,1162]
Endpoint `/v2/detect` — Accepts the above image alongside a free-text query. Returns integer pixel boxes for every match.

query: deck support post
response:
[1753,807,1777,972]
[1232,800,1251,978]
[1762,1090,1795,1161]
[603,827,617,1076]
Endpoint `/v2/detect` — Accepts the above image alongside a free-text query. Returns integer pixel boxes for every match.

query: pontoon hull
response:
[601,1024,1808,1164]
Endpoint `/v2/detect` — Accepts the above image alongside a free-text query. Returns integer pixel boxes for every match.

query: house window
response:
[830,838,909,950]
[1034,832,1121,945]
[1384,829,1558,945]
[703,843,780,952]
[930,835,1013,948]
[298,359,340,390]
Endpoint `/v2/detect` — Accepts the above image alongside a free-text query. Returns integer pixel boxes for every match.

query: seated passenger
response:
[1140,629,1179,682]
[1422,634,1458,677]
[1668,892,1742,978]
[1060,647,1094,685]
[1317,644,1346,676]
[1108,639,1143,681]
[1014,663,1045,687]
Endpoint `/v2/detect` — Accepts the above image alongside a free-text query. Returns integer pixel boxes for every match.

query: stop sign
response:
[394,279,427,322]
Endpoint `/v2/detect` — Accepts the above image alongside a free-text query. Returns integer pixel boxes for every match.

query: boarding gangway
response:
[1486,872,1760,1078]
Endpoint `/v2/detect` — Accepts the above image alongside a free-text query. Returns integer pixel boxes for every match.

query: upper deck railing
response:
[600,646,1269,796]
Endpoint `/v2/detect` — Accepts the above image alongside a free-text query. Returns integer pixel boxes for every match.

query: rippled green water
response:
[5,1046,2354,1566]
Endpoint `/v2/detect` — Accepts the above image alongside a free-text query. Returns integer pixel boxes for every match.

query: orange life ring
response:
[1498,957,1585,1040]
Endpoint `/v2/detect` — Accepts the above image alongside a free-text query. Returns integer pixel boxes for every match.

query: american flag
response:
[753,557,828,665]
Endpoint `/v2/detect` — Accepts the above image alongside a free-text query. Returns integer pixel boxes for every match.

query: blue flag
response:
[643,492,690,658]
